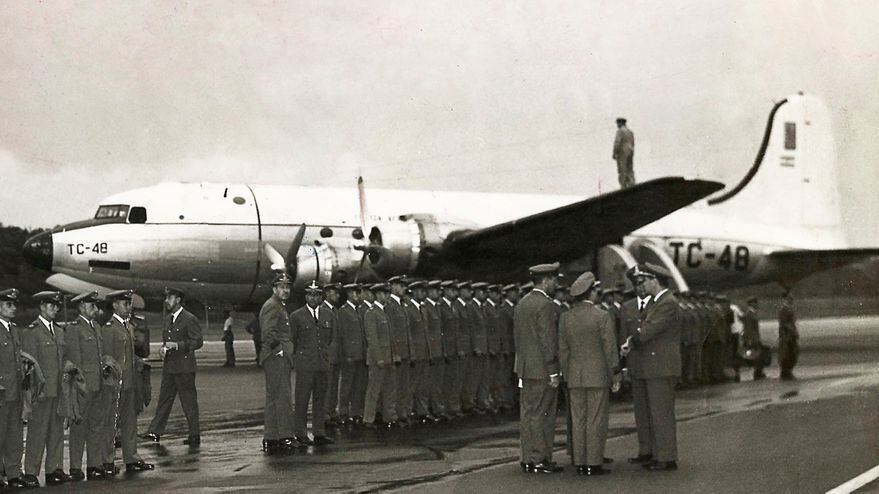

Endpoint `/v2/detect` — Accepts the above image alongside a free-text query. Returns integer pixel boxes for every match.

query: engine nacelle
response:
[293,243,337,289]
[366,214,462,278]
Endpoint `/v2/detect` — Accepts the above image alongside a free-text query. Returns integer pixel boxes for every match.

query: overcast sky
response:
[2,1,878,243]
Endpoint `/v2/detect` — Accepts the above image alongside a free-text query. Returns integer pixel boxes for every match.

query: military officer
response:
[0,289,29,488]
[559,272,619,475]
[362,284,398,429]
[290,281,336,445]
[620,264,681,471]
[386,276,412,424]
[514,263,563,474]
[22,291,72,486]
[620,268,651,466]
[422,281,447,419]
[740,296,766,380]
[499,284,519,410]
[439,281,462,417]
[484,285,504,411]
[465,282,490,413]
[405,281,433,422]
[338,283,367,425]
[65,291,109,481]
[259,273,297,454]
[454,282,476,413]
[321,283,343,427]
[142,287,204,446]
[101,290,154,474]
[778,293,799,380]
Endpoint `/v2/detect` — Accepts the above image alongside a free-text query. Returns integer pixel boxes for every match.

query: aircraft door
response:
[596,245,637,291]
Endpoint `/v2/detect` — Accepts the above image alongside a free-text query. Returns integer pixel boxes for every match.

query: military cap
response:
[408,280,427,290]
[440,280,458,290]
[528,262,560,275]
[33,291,64,304]
[164,286,187,299]
[456,281,472,290]
[342,283,361,291]
[487,284,501,292]
[304,280,322,293]
[322,282,342,292]
[388,275,407,285]
[426,280,443,289]
[0,288,21,303]
[471,282,488,290]
[502,283,519,292]
[626,264,653,281]
[569,271,596,297]
[106,289,134,301]
[520,281,535,291]
[272,273,293,286]
[616,117,627,124]
[370,283,390,293]
[71,290,100,304]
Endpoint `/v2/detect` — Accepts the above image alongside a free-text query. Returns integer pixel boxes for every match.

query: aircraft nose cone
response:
[22,231,53,271]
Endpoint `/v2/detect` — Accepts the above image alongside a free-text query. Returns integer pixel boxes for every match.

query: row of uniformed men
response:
[258,274,529,453]
[0,288,154,489]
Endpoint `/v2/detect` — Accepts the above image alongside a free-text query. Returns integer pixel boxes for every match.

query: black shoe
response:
[279,437,298,450]
[645,460,678,471]
[577,465,610,476]
[125,460,155,473]
[520,462,534,473]
[531,462,563,473]
[86,467,107,480]
[183,436,201,446]
[20,475,40,488]
[102,463,119,476]
[262,439,281,454]
[114,437,122,448]
[45,469,70,485]
[140,432,160,443]
[313,435,334,446]
[69,468,86,481]
[294,435,314,446]
[8,477,31,488]
[628,454,653,464]
[362,421,377,430]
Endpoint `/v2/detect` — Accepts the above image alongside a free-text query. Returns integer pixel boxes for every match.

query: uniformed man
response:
[321,283,343,427]
[620,264,681,471]
[515,262,563,474]
[259,273,297,454]
[422,281,447,420]
[612,117,635,188]
[559,272,619,475]
[0,289,30,488]
[65,291,109,481]
[337,283,367,425]
[291,281,336,445]
[467,282,491,413]
[142,287,203,446]
[22,291,72,486]
[454,281,476,413]
[778,293,799,380]
[406,281,435,423]
[439,281,462,417]
[498,284,519,410]
[740,296,766,380]
[386,276,412,424]
[485,284,504,411]
[101,290,154,473]
[362,284,398,429]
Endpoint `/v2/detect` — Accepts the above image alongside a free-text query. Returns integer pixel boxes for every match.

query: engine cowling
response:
[365,214,463,278]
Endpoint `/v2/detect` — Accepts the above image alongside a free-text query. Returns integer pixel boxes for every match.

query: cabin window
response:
[128,207,147,224]
[320,227,334,238]
[784,122,796,150]
[94,204,129,220]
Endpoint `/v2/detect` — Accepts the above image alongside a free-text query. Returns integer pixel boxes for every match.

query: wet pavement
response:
[19,315,879,492]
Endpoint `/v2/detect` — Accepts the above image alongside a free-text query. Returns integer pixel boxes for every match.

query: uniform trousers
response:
[114,388,143,464]
[410,360,430,416]
[465,354,491,410]
[294,370,327,437]
[519,379,558,464]
[632,377,677,462]
[262,356,294,440]
[443,358,461,413]
[0,399,24,478]
[395,360,412,419]
[428,360,446,415]
[338,360,367,418]
[24,397,64,475]
[69,390,106,470]
[616,155,635,188]
[568,387,610,466]
[148,372,200,437]
[458,355,474,410]
[324,363,341,419]
[363,365,396,424]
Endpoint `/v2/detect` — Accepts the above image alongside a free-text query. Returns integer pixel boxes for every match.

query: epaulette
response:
[27,323,36,329]
[133,314,145,321]
[105,321,113,326]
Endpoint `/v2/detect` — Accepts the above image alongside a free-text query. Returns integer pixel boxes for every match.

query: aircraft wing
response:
[446,177,723,267]
[768,248,879,282]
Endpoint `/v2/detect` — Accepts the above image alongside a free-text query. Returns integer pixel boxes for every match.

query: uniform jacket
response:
[613,126,635,160]
[259,295,295,366]
[741,308,761,348]
[618,298,642,375]
[421,299,442,361]
[386,296,410,360]
[364,304,393,366]
[102,315,148,391]
[513,289,560,379]
[22,317,69,398]
[484,300,502,356]
[338,301,366,361]
[498,300,516,355]
[439,299,459,358]
[455,299,473,355]
[163,308,203,374]
[64,316,104,392]
[405,301,430,361]
[290,305,336,372]
[559,302,619,388]
[0,319,24,402]
[467,300,488,355]
[631,291,681,378]
[778,306,798,340]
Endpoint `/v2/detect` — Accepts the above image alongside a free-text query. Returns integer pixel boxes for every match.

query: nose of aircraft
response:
[22,231,53,271]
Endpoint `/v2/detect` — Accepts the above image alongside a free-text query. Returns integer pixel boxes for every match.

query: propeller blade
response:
[353,251,368,283]
[286,223,307,281]
[263,243,286,272]
[357,176,368,231]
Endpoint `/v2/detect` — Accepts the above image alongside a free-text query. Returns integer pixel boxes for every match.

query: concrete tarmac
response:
[20,315,879,493]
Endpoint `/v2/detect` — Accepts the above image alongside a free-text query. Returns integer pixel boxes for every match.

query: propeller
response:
[263,223,308,281]
[354,176,372,282]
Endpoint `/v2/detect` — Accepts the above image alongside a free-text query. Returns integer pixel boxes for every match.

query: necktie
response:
[49,322,55,336]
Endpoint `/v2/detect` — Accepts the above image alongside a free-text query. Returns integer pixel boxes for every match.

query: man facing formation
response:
[612,117,635,188]
[143,287,204,446]
[260,273,297,454]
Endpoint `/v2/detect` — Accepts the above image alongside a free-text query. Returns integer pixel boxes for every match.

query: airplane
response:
[20,92,878,307]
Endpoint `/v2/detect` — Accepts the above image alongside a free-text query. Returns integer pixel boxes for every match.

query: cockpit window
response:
[128,207,147,224]
[94,205,130,219]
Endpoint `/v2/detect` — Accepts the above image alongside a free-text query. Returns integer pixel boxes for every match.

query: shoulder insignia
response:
[27,323,36,329]
[106,321,112,326]
[67,319,80,326]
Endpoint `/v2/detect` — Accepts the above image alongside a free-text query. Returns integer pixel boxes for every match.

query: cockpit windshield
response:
[94,204,130,220]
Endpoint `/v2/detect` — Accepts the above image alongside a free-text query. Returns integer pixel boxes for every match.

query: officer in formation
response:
[777,293,799,380]
[0,289,27,489]
[142,287,204,446]
[739,296,767,381]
